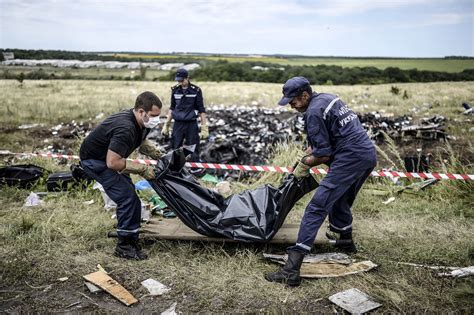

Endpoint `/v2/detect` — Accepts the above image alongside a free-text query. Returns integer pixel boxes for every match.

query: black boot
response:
[114,235,148,260]
[327,231,357,254]
[265,250,305,287]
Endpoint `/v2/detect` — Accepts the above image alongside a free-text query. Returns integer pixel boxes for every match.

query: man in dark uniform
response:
[80,91,164,260]
[162,68,208,164]
[265,77,377,286]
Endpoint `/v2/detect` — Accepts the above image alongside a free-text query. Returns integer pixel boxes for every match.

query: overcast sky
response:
[1,0,473,57]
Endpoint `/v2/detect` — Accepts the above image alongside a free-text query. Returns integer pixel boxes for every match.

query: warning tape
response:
[1,151,473,181]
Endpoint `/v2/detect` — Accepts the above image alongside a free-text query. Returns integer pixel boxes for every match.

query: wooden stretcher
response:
[108,217,328,244]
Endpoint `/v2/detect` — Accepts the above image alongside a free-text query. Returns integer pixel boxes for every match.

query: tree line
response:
[170,61,474,85]
[2,49,474,84]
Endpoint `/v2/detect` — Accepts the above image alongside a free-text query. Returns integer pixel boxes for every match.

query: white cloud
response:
[395,12,474,28]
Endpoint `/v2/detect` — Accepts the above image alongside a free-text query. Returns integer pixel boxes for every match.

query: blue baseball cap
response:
[278,76,311,105]
[175,68,188,81]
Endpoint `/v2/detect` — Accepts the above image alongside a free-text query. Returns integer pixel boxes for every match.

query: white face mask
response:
[143,114,161,128]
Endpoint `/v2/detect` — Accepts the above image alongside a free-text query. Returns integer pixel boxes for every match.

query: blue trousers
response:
[171,121,200,162]
[291,163,375,253]
[81,159,141,238]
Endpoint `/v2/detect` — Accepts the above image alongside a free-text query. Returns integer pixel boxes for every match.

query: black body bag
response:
[148,150,318,242]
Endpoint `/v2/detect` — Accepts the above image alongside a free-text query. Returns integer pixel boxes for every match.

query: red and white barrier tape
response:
[1,151,473,181]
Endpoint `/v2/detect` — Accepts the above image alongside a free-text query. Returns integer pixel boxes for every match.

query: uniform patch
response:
[339,113,358,127]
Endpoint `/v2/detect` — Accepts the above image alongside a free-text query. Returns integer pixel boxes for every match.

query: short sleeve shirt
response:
[79,109,149,161]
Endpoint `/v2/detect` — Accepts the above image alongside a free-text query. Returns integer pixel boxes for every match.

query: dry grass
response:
[1,80,473,125]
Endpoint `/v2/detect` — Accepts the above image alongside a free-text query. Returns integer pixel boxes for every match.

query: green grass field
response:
[0,79,473,312]
[111,53,474,72]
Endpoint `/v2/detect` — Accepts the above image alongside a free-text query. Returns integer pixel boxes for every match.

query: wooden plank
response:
[83,271,138,306]
[137,218,327,244]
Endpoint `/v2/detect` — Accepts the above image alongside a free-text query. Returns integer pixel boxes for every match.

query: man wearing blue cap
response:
[265,77,377,286]
[162,68,208,165]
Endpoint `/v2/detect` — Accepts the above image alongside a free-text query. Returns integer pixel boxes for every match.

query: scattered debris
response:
[462,102,473,115]
[438,266,474,278]
[141,201,151,221]
[24,192,44,207]
[141,278,170,296]
[264,252,377,278]
[77,291,100,307]
[65,301,81,309]
[83,271,138,306]
[398,262,474,278]
[397,262,459,270]
[18,123,44,130]
[366,178,439,197]
[96,264,108,274]
[135,179,153,190]
[395,178,439,193]
[161,302,178,315]
[150,195,168,211]
[93,182,117,210]
[215,181,232,195]
[382,197,396,205]
[329,288,382,314]
[83,199,94,205]
[84,281,102,293]
[57,277,69,282]
[201,173,219,184]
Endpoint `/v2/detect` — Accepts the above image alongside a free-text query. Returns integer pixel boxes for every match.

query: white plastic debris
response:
[141,278,170,296]
[329,288,381,314]
[57,277,69,282]
[382,197,396,205]
[161,302,177,315]
[93,182,117,210]
[24,192,44,207]
[83,199,94,205]
[438,266,474,278]
[215,181,231,195]
[141,201,151,221]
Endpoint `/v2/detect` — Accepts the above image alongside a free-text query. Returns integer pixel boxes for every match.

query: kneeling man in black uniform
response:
[80,91,164,260]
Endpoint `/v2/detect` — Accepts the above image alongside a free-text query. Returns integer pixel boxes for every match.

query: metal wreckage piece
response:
[33,105,447,167]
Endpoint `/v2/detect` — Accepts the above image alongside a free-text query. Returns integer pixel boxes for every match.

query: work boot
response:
[265,250,305,287]
[326,231,357,254]
[114,235,148,260]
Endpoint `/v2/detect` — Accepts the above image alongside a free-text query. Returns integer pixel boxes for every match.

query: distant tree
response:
[139,64,147,80]
[16,72,25,87]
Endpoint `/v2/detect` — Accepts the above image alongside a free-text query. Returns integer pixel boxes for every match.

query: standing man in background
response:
[162,68,208,169]
[80,91,164,260]
[265,77,377,286]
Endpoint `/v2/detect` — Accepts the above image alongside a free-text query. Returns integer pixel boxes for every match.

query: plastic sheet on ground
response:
[148,149,318,242]
[24,192,44,207]
[93,182,117,210]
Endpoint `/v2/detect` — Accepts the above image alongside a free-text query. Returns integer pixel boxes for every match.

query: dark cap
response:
[175,68,189,81]
[278,76,311,105]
